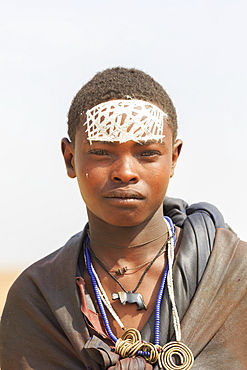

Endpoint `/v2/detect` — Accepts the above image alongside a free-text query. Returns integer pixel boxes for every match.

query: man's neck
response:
[86,205,168,263]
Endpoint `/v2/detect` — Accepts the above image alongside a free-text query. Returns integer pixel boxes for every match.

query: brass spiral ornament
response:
[121,328,141,342]
[115,329,194,369]
[115,328,161,364]
[158,341,194,370]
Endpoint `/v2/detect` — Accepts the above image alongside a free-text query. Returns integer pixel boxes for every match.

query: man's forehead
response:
[83,99,168,144]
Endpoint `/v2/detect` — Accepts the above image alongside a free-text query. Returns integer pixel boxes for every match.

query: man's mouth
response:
[104,189,145,200]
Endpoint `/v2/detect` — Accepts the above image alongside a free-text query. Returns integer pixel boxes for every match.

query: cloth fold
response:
[108,357,153,370]
[84,336,119,367]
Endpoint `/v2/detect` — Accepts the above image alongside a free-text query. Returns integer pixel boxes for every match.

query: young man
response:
[1,67,246,369]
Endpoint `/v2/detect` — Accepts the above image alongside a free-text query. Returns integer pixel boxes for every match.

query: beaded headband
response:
[84,99,168,144]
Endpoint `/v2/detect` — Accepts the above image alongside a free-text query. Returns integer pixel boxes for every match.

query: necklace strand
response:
[88,238,170,294]
[163,216,181,341]
[87,259,126,330]
[85,244,118,341]
[88,244,166,275]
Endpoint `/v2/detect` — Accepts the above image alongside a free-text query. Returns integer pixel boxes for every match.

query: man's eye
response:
[141,150,161,156]
[89,149,109,156]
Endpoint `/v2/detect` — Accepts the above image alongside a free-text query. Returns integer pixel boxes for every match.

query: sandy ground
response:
[0,269,23,315]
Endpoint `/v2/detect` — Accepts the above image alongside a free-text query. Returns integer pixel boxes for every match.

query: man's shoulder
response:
[216,226,247,246]
[164,197,226,229]
[26,230,83,271]
[6,230,85,302]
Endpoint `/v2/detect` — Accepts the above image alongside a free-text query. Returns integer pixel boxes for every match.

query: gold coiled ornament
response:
[115,328,160,364]
[115,328,194,369]
[158,341,194,369]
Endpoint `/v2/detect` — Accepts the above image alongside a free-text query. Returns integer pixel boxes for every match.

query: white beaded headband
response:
[84,99,168,144]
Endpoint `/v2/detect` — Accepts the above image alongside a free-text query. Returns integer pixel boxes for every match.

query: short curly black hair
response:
[67,67,177,142]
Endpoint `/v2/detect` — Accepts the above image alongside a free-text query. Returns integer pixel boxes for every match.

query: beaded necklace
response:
[84,216,194,369]
[88,242,166,276]
[88,237,171,311]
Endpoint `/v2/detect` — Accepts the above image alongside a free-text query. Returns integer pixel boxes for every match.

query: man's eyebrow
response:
[87,141,116,145]
[134,140,166,146]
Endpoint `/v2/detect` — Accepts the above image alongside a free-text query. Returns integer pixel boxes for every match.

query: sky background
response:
[1,0,247,269]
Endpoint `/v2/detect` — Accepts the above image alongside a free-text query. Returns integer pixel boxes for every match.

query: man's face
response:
[62,123,182,228]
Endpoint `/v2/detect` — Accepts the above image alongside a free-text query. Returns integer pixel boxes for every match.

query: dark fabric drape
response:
[1,198,246,369]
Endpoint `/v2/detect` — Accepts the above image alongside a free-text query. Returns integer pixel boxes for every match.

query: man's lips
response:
[103,189,145,200]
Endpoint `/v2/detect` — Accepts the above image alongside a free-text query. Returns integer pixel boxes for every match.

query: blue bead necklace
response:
[84,216,176,346]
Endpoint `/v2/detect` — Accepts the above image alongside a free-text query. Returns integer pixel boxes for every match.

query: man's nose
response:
[110,156,140,184]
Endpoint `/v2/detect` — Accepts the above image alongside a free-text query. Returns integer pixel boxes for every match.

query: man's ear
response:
[170,139,183,178]
[61,138,76,178]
